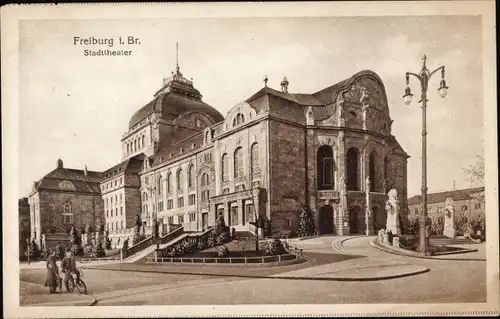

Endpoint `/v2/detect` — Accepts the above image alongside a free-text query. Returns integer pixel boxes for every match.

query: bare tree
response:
[463,152,484,185]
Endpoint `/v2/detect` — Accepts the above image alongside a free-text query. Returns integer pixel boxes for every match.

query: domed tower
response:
[121,44,224,160]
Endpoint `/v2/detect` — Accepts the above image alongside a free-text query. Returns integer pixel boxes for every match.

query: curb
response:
[271,267,430,282]
[30,296,97,307]
[370,238,486,261]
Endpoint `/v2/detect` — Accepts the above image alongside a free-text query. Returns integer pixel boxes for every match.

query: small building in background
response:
[407,186,485,219]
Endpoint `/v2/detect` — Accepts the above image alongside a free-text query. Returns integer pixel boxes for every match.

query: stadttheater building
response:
[29,61,409,248]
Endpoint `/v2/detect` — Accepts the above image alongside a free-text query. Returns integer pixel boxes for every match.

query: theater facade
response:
[29,62,409,248]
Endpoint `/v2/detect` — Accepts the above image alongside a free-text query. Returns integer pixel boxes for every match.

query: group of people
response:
[44,248,80,294]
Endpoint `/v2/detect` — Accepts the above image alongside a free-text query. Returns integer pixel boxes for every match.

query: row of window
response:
[107,220,125,231]
[412,202,482,214]
[106,207,124,218]
[164,212,196,224]
[126,135,146,155]
[221,143,260,182]
[105,194,123,208]
[101,177,124,192]
[156,194,199,212]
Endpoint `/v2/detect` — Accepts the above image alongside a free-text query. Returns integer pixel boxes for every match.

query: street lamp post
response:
[403,55,449,256]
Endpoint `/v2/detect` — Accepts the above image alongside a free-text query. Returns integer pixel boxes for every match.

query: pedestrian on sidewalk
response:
[44,249,61,294]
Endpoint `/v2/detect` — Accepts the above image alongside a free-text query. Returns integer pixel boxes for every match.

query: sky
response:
[18,16,484,198]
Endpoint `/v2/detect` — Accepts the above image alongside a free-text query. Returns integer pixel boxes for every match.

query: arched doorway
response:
[318,205,334,235]
[349,205,364,235]
[372,206,381,231]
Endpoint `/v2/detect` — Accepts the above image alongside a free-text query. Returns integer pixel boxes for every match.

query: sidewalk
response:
[20,280,96,307]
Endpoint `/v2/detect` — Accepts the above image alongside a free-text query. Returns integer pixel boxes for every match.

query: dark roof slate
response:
[408,187,485,205]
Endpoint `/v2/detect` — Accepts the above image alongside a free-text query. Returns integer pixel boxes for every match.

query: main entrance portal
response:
[349,205,365,235]
[318,205,334,235]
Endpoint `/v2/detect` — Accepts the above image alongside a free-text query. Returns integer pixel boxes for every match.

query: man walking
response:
[61,249,78,292]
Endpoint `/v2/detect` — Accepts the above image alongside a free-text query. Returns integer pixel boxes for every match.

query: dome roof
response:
[128,70,224,129]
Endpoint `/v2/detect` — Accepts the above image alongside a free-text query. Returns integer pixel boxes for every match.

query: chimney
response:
[57,158,63,168]
[84,165,88,176]
[280,76,289,93]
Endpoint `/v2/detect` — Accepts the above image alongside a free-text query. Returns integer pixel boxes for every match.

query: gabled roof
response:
[31,164,103,195]
[408,187,485,206]
[102,154,146,180]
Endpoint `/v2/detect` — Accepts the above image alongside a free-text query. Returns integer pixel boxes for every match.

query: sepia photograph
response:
[2,1,498,318]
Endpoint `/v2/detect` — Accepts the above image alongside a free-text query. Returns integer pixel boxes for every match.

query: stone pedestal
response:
[443,198,455,238]
[383,233,389,244]
[392,236,400,248]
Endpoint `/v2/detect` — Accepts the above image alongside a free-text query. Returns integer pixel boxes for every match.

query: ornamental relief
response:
[341,78,388,113]
[317,135,337,148]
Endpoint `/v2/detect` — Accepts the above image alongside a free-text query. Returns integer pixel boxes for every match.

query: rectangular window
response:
[177,214,184,224]
[177,197,184,208]
[231,206,238,226]
[120,207,123,215]
[106,210,109,217]
[189,212,196,222]
[201,190,210,202]
[63,214,73,224]
[167,216,174,224]
[475,202,481,209]
[323,157,334,186]
[246,204,255,223]
[167,199,173,210]
[188,194,196,206]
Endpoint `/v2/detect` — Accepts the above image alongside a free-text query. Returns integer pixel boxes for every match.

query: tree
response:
[132,213,144,245]
[463,151,485,202]
[297,207,315,237]
[152,218,159,239]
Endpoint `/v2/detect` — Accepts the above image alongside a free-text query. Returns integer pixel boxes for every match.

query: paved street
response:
[20,236,487,306]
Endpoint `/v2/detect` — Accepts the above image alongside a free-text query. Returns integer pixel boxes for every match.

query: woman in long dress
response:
[44,250,60,293]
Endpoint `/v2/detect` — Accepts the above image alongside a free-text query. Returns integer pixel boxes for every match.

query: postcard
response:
[2,1,498,318]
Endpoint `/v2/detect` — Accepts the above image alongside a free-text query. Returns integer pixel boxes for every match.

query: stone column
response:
[240,199,246,226]
[365,177,375,235]
[337,131,349,236]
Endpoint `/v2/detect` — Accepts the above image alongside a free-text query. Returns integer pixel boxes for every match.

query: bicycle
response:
[67,269,87,294]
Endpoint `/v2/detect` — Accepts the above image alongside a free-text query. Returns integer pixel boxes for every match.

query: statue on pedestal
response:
[385,188,401,235]
[443,198,456,238]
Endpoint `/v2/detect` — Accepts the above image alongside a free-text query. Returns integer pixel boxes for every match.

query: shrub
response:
[207,233,216,248]
[297,207,315,237]
[69,244,82,256]
[431,216,445,236]
[407,215,419,235]
[264,238,285,256]
[217,246,229,258]
[25,240,41,259]
[263,217,272,237]
[132,233,145,246]
[454,214,469,236]
[83,245,94,258]
[197,237,208,250]
[105,237,112,250]
[92,242,106,258]
[216,231,231,245]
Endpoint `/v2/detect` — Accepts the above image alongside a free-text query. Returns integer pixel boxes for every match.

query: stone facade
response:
[27,65,409,247]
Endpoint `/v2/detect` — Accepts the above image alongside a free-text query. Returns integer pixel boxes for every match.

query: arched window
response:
[126,143,130,154]
[166,173,172,193]
[62,202,73,224]
[251,143,260,178]
[232,113,246,127]
[205,131,211,143]
[221,154,229,182]
[177,169,184,191]
[142,135,145,148]
[317,145,334,190]
[134,139,137,152]
[234,147,243,178]
[346,147,359,191]
[201,172,209,186]
[369,151,377,192]
[188,165,194,188]
[157,175,163,195]
[384,155,390,192]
